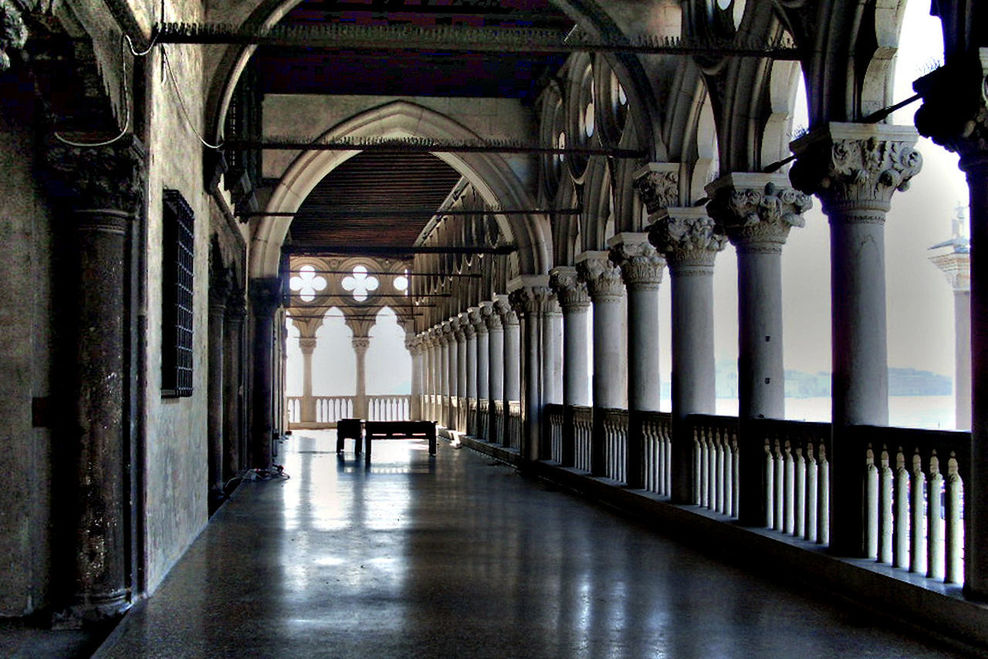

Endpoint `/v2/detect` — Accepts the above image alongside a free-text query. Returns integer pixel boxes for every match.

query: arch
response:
[253,100,550,278]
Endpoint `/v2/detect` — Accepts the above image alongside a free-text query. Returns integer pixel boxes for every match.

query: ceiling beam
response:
[243,208,581,219]
[285,245,515,256]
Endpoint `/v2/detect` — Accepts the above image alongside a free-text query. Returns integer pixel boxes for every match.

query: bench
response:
[336,418,364,454]
[363,421,437,463]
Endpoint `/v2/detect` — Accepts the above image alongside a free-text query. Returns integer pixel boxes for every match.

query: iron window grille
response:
[162,189,195,398]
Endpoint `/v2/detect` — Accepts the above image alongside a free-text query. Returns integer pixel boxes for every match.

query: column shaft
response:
[223,301,245,481]
[207,291,227,509]
[251,279,281,470]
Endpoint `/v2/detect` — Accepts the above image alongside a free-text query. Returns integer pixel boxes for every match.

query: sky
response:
[286,0,967,424]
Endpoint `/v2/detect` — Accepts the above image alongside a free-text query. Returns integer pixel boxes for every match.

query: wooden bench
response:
[336,418,364,454]
[363,421,437,463]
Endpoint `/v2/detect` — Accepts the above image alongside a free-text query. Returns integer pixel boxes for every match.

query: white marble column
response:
[461,312,478,434]
[353,336,370,419]
[298,337,317,423]
[440,324,451,426]
[500,298,521,403]
[542,295,562,406]
[791,122,922,556]
[407,335,422,421]
[453,317,468,432]
[483,301,505,443]
[549,267,591,407]
[930,238,971,430]
[469,307,489,438]
[649,208,727,503]
[510,278,551,461]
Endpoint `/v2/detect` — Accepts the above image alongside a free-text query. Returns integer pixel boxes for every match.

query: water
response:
[658,396,959,431]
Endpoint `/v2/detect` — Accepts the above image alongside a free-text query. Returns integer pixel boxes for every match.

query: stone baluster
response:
[790,122,922,556]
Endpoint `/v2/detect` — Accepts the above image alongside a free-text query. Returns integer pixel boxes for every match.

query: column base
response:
[52,589,130,629]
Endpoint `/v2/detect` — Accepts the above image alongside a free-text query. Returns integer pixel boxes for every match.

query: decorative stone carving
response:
[508,286,551,317]
[351,336,370,355]
[225,289,247,321]
[789,124,922,215]
[481,301,503,330]
[458,312,476,339]
[706,174,812,254]
[467,306,487,334]
[494,296,518,326]
[647,208,727,270]
[298,337,317,354]
[0,0,27,72]
[576,251,625,301]
[914,51,988,168]
[45,136,147,214]
[549,266,591,311]
[608,236,665,289]
[633,162,680,215]
[451,315,468,342]
[250,278,282,317]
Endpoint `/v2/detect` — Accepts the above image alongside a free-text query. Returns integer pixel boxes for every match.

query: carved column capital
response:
[481,301,503,331]
[45,135,147,215]
[458,312,476,339]
[706,173,812,254]
[647,207,727,272]
[608,232,665,290]
[633,162,680,216]
[0,0,28,72]
[576,251,625,302]
[225,290,246,322]
[914,50,988,172]
[549,266,591,311]
[508,284,552,318]
[467,306,487,334]
[298,337,317,354]
[789,123,922,218]
[494,296,519,327]
[250,278,282,318]
[404,335,420,354]
[451,316,468,342]
[352,336,370,355]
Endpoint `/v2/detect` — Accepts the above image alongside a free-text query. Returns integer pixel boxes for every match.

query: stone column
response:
[577,251,626,476]
[407,336,423,421]
[790,122,922,556]
[439,323,451,426]
[550,267,591,467]
[468,307,488,437]
[208,271,229,510]
[929,225,972,430]
[46,137,145,621]
[223,293,246,482]
[250,279,282,469]
[706,174,812,525]
[648,208,727,503]
[298,337,317,423]
[542,295,562,406]
[352,336,370,419]
[609,233,666,488]
[483,301,505,442]
[510,278,551,462]
[423,332,435,421]
[451,318,465,432]
[459,314,475,433]
[500,297,521,447]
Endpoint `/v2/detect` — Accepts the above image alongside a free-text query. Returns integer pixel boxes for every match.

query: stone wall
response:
[0,84,54,616]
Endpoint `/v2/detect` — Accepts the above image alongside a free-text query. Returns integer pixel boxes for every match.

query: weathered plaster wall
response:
[0,94,53,615]
[262,95,538,192]
[141,0,211,592]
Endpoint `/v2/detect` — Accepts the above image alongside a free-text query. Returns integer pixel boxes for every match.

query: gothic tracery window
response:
[289,264,327,302]
[342,265,379,302]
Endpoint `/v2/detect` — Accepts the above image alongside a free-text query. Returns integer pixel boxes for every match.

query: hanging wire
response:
[160,45,223,150]
[53,35,132,148]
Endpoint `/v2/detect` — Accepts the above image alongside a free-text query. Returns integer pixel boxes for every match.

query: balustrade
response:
[600,409,629,484]
[367,395,411,422]
[689,415,739,517]
[573,406,593,472]
[545,404,565,463]
[851,425,968,584]
[287,397,301,423]
[641,411,673,496]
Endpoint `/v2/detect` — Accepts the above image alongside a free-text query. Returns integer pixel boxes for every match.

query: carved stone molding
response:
[576,251,625,301]
[633,162,680,216]
[706,173,812,254]
[608,233,665,290]
[789,123,922,217]
[549,266,591,311]
[46,135,147,215]
[914,51,988,170]
[647,207,727,272]
[0,0,28,72]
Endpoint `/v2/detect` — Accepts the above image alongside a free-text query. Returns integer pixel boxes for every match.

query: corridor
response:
[96,433,950,658]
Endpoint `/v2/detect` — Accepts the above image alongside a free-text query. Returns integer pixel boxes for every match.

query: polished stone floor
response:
[96,432,955,658]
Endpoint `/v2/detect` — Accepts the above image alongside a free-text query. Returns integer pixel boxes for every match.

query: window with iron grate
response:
[162,189,195,398]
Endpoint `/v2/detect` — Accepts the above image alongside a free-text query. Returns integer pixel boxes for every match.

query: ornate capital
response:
[549,266,591,311]
[404,335,420,353]
[608,233,665,289]
[225,290,247,321]
[914,51,988,170]
[298,337,318,354]
[508,285,552,317]
[494,296,519,327]
[46,135,147,215]
[480,301,502,331]
[706,173,811,254]
[467,306,487,334]
[352,337,370,355]
[250,278,282,317]
[458,313,476,339]
[0,0,28,72]
[647,208,727,272]
[633,162,680,216]
[576,251,625,301]
[790,123,922,217]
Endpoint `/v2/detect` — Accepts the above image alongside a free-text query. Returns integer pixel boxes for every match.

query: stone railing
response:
[545,404,565,463]
[287,397,301,423]
[748,418,831,544]
[316,396,355,424]
[641,411,673,497]
[573,406,593,473]
[850,425,969,584]
[689,415,739,517]
[367,395,411,422]
[507,400,522,451]
[600,408,629,484]
[492,400,505,446]
[478,398,489,440]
